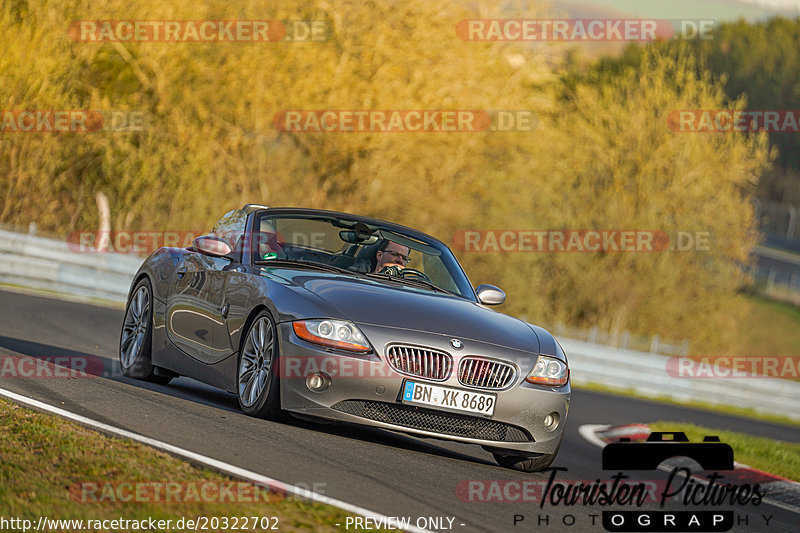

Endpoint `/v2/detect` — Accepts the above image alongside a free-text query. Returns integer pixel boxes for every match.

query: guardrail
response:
[562,338,800,421]
[755,199,800,245]
[754,245,800,306]
[550,322,689,358]
[0,228,141,302]
[1,228,798,421]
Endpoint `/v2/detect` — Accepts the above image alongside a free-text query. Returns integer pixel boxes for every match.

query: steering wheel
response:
[379,265,431,283]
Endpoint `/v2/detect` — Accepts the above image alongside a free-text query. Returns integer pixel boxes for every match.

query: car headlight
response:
[292,319,371,353]
[525,355,569,387]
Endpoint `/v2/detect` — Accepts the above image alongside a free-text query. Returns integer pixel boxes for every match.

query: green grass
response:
[573,381,800,429]
[670,295,800,382]
[737,296,800,358]
[0,398,384,532]
[649,421,800,482]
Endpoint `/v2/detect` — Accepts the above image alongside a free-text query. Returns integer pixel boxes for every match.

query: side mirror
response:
[192,235,233,258]
[476,284,506,306]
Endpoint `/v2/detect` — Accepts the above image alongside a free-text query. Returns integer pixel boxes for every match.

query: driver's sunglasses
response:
[384,250,411,263]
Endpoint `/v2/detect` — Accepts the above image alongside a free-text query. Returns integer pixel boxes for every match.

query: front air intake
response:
[385,344,452,381]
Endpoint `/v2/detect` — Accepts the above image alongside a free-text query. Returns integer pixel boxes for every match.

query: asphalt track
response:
[1,288,798,533]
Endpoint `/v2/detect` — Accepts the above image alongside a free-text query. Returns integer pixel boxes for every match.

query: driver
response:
[374,240,411,273]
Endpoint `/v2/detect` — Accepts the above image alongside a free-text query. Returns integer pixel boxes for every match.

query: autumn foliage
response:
[0,0,773,351]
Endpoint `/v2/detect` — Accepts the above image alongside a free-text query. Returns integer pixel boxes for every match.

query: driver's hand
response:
[378,265,404,277]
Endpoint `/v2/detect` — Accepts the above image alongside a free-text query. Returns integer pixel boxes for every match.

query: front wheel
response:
[237,311,283,420]
[491,436,563,472]
[493,451,558,472]
[119,278,172,384]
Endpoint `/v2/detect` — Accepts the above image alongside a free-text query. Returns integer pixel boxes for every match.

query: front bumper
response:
[277,322,570,455]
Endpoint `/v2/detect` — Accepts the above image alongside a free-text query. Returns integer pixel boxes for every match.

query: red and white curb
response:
[579,423,800,514]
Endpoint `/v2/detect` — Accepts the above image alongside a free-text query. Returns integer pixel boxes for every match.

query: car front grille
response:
[330,400,532,443]
[385,344,452,381]
[458,357,517,389]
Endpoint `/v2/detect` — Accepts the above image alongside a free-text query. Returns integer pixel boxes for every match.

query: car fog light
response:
[544,412,560,431]
[306,372,330,392]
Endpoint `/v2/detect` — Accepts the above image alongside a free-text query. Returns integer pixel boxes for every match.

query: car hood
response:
[272,270,540,353]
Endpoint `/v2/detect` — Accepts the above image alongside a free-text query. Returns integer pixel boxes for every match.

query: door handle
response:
[176,268,187,279]
[221,302,230,319]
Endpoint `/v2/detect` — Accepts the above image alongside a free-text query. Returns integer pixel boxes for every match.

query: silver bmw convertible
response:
[120,205,570,471]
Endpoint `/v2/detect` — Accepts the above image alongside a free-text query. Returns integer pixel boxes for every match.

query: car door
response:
[166,209,247,364]
[166,251,233,363]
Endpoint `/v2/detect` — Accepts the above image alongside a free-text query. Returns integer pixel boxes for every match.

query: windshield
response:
[251,212,476,300]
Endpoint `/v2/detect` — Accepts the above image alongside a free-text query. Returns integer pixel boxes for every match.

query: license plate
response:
[402,381,496,417]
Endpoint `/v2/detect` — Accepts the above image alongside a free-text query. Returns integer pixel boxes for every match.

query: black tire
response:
[236,310,283,420]
[493,451,558,472]
[492,437,562,472]
[119,278,172,384]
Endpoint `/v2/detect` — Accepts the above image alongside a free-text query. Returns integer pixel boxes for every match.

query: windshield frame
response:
[245,207,478,301]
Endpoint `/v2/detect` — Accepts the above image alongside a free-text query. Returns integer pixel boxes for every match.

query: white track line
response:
[0,387,433,533]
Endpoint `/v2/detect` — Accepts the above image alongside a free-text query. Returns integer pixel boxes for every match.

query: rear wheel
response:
[119,279,172,384]
[237,311,282,420]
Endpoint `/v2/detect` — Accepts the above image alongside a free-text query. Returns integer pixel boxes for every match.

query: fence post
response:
[788,204,798,239]
[768,268,777,295]
[621,331,630,350]
[650,335,660,354]
[588,326,598,344]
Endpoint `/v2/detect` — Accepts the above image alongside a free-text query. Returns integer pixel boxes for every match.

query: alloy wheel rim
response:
[238,317,274,407]
[120,285,149,368]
